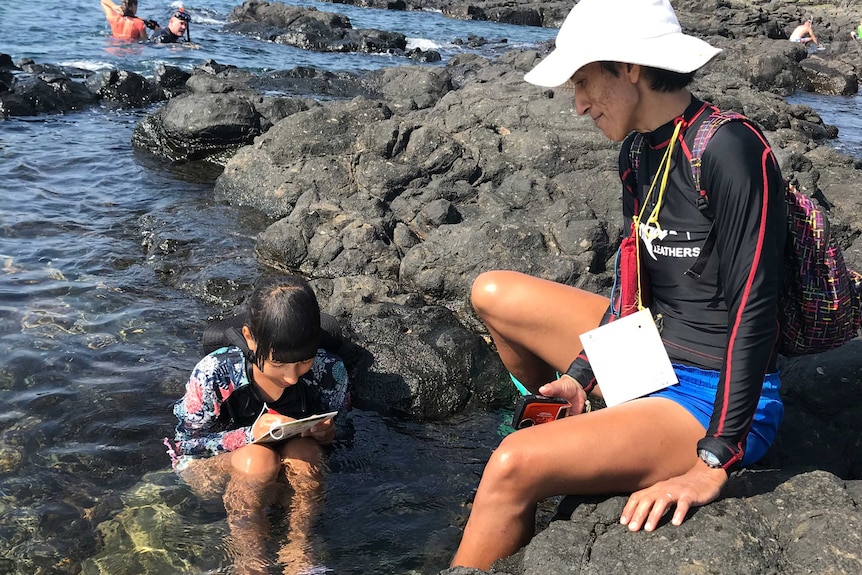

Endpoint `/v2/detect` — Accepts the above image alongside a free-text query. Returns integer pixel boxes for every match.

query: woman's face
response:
[570,62,639,142]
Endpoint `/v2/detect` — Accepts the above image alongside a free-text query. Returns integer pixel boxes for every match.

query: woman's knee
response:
[480,435,540,498]
[471,271,523,319]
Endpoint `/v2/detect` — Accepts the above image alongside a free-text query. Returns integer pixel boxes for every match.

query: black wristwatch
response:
[697,448,723,469]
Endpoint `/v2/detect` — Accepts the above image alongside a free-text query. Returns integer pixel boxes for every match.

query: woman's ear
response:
[241,325,257,354]
[624,63,642,85]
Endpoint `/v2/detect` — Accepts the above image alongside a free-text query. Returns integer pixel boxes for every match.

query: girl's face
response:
[241,325,315,392]
[255,356,315,389]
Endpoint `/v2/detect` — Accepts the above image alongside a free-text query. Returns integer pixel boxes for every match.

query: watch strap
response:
[696,436,743,471]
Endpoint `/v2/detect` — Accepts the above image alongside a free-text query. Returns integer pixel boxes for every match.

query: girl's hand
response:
[301,418,336,445]
[539,374,589,415]
[252,413,295,441]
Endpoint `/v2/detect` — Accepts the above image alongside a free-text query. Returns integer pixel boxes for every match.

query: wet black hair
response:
[599,61,695,92]
[245,275,321,367]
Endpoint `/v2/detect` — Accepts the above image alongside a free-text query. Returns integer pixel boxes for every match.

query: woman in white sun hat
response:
[452,0,787,568]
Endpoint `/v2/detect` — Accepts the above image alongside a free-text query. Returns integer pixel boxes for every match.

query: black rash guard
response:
[566,98,786,468]
[150,28,182,44]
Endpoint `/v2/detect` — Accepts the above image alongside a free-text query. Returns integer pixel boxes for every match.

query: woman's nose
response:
[574,91,589,116]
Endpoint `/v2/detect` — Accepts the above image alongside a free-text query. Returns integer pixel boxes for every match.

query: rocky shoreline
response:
[3,0,862,573]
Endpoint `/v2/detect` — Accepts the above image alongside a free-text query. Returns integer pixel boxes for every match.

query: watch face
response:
[698,448,722,468]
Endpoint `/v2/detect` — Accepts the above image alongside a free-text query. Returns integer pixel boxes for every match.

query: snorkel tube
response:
[172,7,192,43]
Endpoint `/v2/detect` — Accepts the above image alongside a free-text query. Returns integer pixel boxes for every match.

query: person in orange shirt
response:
[99,0,156,41]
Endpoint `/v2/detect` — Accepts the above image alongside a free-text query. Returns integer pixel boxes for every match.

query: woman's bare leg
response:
[471,271,609,391]
[451,397,706,569]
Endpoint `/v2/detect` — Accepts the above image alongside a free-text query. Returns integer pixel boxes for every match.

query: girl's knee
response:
[230,444,282,480]
[280,439,325,492]
[279,438,324,468]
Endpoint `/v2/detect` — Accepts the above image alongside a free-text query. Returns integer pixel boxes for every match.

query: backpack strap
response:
[224,325,252,355]
[623,131,645,215]
[629,132,645,173]
[683,112,748,280]
[689,112,746,217]
[225,326,259,393]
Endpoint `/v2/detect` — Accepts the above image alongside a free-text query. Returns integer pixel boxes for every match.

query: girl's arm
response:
[173,355,255,458]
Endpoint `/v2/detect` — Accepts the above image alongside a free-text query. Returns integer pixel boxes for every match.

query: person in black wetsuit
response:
[451,0,786,570]
[149,7,190,44]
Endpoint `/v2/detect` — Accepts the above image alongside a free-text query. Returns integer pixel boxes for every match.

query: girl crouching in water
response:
[166,275,350,575]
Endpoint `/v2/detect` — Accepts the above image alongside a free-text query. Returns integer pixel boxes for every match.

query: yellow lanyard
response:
[631,120,683,310]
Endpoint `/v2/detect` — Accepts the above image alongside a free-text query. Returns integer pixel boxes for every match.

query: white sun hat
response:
[524,0,722,88]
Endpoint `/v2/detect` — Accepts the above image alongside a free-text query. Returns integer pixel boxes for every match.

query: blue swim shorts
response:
[648,364,783,467]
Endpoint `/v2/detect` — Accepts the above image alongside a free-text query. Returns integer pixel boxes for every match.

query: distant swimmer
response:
[150,8,193,44]
[789,19,818,46]
[100,0,159,41]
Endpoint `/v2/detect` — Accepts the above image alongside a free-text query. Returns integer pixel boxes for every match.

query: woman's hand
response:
[301,417,336,445]
[619,460,727,531]
[539,374,589,415]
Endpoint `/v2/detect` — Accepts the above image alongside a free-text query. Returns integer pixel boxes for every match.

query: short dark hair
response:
[599,61,695,92]
[245,275,321,366]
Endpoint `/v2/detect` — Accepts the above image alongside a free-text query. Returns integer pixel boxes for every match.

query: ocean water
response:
[0,2,553,574]
[0,1,860,574]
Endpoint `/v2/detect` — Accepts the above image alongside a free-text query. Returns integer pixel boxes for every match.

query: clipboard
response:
[578,308,677,407]
[253,411,338,444]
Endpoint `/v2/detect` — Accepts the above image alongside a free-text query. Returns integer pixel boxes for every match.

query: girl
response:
[166,275,350,575]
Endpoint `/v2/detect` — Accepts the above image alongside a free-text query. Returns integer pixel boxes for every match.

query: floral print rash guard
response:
[166,346,350,471]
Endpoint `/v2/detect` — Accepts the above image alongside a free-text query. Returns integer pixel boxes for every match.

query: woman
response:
[99,0,148,41]
[166,275,350,575]
[451,0,786,569]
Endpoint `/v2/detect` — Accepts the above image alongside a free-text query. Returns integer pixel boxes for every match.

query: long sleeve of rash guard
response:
[694,121,785,468]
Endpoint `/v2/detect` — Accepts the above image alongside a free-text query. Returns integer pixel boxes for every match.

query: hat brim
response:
[524,33,722,88]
